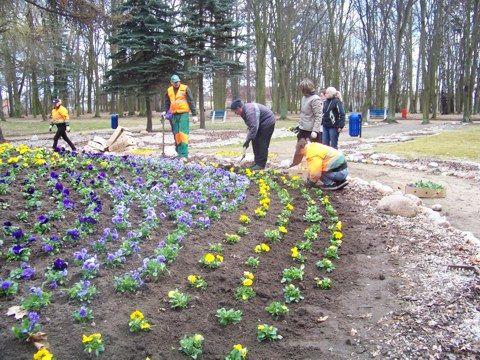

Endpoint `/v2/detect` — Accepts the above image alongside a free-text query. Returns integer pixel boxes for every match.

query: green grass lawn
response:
[1,114,298,137]
[375,125,480,161]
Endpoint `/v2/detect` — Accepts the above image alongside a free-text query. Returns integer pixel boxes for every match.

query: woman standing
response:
[322,87,345,149]
[289,79,324,167]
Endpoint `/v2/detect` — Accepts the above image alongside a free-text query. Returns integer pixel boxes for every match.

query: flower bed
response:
[0,144,344,359]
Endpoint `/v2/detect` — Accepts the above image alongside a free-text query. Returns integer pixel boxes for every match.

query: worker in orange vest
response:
[294,139,348,190]
[164,74,197,159]
[50,99,76,151]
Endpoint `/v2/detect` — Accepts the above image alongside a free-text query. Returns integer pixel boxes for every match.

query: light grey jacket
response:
[299,94,323,133]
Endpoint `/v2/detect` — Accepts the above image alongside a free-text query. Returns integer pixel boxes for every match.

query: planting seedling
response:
[128,310,151,332]
[245,256,260,269]
[82,333,105,356]
[257,324,283,341]
[316,258,336,273]
[281,265,305,283]
[283,284,304,303]
[179,333,204,359]
[314,277,332,290]
[225,233,241,244]
[168,289,190,309]
[225,344,248,360]
[216,308,243,326]
[265,301,289,318]
[187,274,207,290]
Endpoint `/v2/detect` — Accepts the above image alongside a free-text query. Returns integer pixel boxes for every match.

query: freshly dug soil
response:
[1,167,404,360]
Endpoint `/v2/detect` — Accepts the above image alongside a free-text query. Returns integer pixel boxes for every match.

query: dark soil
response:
[0,168,402,360]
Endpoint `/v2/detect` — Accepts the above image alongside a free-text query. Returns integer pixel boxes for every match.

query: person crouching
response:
[302,139,348,190]
[50,99,76,151]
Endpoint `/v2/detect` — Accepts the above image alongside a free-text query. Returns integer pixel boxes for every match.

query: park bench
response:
[368,108,387,121]
[210,109,227,123]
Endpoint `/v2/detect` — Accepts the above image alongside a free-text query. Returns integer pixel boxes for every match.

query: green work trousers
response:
[172,113,190,158]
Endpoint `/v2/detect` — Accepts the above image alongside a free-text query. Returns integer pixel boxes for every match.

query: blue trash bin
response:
[348,113,362,137]
[110,114,119,129]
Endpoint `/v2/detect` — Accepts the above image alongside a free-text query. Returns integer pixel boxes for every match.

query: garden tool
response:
[237,146,247,164]
[160,113,166,157]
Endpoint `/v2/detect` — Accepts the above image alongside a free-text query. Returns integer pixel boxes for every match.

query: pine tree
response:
[105,0,181,132]
[180,0,245,129]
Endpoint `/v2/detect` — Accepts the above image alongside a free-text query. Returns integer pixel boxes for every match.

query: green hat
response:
[170,74,181,83]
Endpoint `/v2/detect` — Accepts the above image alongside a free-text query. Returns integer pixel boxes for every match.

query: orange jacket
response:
[167,84,190,114]
[51,105,69,124]
[305,143,345,176]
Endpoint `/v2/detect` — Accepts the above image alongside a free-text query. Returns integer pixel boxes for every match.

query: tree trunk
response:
[0,87,6,121]
[94,52,101,118]
[87,26,94,114]
[213,69,227,110]
[198,73,206,129]
[463,0,480,122]
[387,0,413,123]
[251,0,267,104]
[246,8,252,103]
[145,94,153,132]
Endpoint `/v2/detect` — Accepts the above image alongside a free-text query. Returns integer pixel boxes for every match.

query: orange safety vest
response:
[168,84,190,114]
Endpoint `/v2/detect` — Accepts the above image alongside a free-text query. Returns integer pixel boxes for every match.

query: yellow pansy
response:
[187,275,197,284]
[130,310,144,320]
[140,322,151,330]
[257,324,265,331]
[243,278,253,287]
[33,158,46,166]
[278,226,287,234]
[7,156,20,164]
[233,344,248,358]
[291,247,299,258]
[82,334,94,343]
[239,214,250,224]
[291,175,300,181]
[333,231,343,240]
[260,243,270,252]
[243,271,254,280]
[33,348,53,360]
[216,254,224,262]
[336,221,342,231]
[204,253,215,263]
[168,290,176,298]
[286,203,294,211]
[193,334,204,342]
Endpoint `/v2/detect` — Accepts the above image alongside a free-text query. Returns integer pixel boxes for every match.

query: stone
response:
[30,135,39,141]
[404,194,422,206]
[432,204,442,211]
[370,181,394,195]
[428,162,439,168]
[139,130,148,135]
[377,194,420,217]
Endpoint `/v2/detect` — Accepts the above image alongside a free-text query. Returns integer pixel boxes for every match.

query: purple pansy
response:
[53,258,68,271]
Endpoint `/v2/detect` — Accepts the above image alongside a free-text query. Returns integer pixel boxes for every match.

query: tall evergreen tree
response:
[105,0,180,132]
[180,0,245,129]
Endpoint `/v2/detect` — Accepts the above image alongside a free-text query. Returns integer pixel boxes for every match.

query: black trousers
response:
[252,123,275,168]
[53,123,76,150]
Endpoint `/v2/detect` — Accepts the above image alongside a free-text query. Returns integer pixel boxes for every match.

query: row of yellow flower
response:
[0,143,63,167]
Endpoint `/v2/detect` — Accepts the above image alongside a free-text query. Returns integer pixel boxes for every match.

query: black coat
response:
[322,98,345,128]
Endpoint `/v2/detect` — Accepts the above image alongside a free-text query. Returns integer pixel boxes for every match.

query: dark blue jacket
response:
[322,98,345,128]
